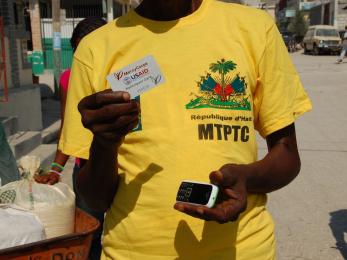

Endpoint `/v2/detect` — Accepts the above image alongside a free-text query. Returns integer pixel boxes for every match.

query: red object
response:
[0,16,8,102]
[214,83,222,95]
[59,69,71,93]
[214,84,234,101]
[224,85,234,96]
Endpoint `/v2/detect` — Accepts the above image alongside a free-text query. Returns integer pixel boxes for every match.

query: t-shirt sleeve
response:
[253,21,312,138]
[59,69,71,93]
[58,52,94,159]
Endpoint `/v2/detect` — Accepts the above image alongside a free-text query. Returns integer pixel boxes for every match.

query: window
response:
[306,29,314,37]
[40,2,52,19]
[66,4,103,18]
[315,29,339,37]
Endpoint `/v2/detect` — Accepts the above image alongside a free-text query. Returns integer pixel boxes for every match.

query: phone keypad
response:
[176,182,194,202]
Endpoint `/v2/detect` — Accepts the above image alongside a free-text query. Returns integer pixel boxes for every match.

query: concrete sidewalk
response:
[267,52,347,260]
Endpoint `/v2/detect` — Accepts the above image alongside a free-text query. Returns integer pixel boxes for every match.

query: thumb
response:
[209,170,224,186]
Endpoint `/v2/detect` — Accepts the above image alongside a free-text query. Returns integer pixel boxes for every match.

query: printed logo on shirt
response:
[186,59,251,111]
[132,96,142,132]
[190,114,252,141]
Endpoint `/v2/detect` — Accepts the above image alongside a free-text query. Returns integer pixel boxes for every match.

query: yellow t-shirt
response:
[60,1,312,259]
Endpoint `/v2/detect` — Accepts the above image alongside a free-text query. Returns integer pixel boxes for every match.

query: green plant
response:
[287,10,308,42]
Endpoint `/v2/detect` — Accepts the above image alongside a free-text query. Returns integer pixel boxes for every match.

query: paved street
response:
[264,52,347,260]
[61,51,347,260]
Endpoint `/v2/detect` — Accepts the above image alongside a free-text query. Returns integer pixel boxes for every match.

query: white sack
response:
[0,206,45,249]
[0,180,75,239]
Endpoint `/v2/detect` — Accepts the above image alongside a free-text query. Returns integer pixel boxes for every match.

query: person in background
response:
[35,17,107,260]
[337,25,347,63]
[60,0,312,259]
[0,122,20,186]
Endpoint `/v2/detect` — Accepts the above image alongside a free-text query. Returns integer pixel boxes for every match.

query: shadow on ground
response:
[41,98,60,129]
[329,210,347,259]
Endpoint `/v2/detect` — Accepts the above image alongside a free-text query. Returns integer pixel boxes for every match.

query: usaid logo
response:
[123,76,132,85]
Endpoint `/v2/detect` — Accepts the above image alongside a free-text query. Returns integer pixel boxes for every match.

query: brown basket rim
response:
[0,207,100,256]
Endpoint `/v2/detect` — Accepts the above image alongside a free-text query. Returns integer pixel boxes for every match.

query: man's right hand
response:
[76,90,138,210]
[78,90,140,148]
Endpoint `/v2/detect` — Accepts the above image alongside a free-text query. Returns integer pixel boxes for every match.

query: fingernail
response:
[123,92,130,101]
[174,204,184,211]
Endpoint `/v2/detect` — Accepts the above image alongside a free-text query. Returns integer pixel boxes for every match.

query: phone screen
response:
[176,181,213,205]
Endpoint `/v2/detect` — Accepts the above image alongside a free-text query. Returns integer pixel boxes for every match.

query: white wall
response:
[41,18,84,39]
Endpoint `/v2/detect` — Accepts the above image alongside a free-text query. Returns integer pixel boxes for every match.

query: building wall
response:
[1,0,20,88]
[337,2,347,30]
[0,86,42,130]
[17,39,33,86]
[0,0,42,131]
[114,0,141,7]
[309,3,332,25]
[1,0,33,89]
[38,0,129,70]
[337,14,347,30]
[308,1,346,29]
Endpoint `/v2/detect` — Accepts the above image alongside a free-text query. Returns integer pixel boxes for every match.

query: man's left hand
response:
[174,164,248,223]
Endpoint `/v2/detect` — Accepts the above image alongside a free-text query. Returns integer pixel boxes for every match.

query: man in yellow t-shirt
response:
[60,0,312,259]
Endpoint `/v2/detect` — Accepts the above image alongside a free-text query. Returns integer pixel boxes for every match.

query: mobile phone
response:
[176,180,219,208]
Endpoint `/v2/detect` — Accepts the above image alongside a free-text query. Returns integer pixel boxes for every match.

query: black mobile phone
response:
[176,180,219,208]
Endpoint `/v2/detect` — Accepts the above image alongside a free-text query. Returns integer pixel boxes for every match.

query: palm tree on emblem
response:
[209,59,236,102]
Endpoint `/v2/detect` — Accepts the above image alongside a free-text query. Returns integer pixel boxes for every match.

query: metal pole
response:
[320,0,326,24]
[122,3,126,15]
[52,0,61,98]
[28,0,43,83]
[107,0,114,22]
[333,0,338,27]
[29,0,42,51]
[102,0,107,18]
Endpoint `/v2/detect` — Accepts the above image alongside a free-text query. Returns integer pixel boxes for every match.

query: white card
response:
[106,55,165,98]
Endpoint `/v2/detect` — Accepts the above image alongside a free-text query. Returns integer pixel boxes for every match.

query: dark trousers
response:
[72,164,105,260]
